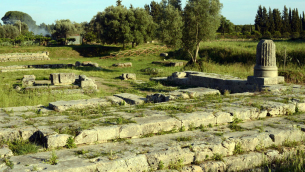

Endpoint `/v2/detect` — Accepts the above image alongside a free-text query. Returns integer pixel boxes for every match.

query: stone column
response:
[247,39,284,86]
[254,40,278,77]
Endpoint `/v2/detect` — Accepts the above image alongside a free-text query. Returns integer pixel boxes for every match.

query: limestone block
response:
[120,123,142,138]
[214,112,232,124]
[262,101,295,116]
[134,116,181,135]
[59,73,75,85]
[75,129,98,145]
[22,75,35,87]
[0,145,13,158]
[177,112,216,130]
[169,62,185,67]
[172,72,187,78]
[96,155,149,172]
[247,76,284,85]
[182,165,203,172]
[105,96,126,105]
[121,73,136,80]
[81,79,97,90]
[114,93,146,105]
[46,134,71,148]
[95,126,120,142]
[193,142,228,162]
[146,146,195,170]
[223,152,263,171]
[50,73,60,85]
[200,161,226,172]
[113,62,132,67]
[0,128,19,141]
[19,126,37,140]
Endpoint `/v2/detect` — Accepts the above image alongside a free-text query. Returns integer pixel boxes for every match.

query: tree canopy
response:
[182,0,222,63]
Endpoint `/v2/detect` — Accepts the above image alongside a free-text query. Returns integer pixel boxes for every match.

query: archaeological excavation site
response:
[0,39,305,172]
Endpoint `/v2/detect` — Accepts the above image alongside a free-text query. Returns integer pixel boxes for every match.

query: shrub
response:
[282,32,291,38]
[291,32,300,40]
[273,31,281,38]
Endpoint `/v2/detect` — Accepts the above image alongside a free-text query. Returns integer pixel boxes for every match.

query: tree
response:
[282,6,290,33]
[182,0,222,63]
[217,15,234,35]
[169,0,182,11]
[116,0,122,6]
[157,4,183,48]
[291,8,301,33]
[100,6,132,48]
[1,11,37,31]
[273,9,282,33]
[144,4,150,14]
[2,24,19,39]
[13,21,29,35]
[130,8,156,47]
[254,5,263,33]
[150,1,162,24]
[268,7,275,33]
[52,19,77,44]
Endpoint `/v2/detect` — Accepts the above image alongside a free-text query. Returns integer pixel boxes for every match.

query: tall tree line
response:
[255,5,305,35]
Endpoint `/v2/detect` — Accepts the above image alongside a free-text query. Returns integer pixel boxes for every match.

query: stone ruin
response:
[21,73,97,90]
[0,51,50,62]
[156,39,285,93]
[247,39,285,85]
[112,62,132,67]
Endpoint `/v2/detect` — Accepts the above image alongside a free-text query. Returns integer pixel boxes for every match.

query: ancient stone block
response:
[22,75,35,87]
[50,73,75,85]
[121,73,136,80]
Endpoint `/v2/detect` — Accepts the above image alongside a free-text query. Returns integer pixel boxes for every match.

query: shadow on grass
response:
[48,44,122,58]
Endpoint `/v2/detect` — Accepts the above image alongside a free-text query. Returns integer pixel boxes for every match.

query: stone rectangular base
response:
[247,76,284,85]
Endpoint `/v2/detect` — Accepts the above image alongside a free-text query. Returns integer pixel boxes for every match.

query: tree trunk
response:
[132,42,135,48]
[193,43,200,63]
[123,42,125,49]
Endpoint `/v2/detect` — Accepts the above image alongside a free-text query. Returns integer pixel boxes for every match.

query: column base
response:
[247,76,285,86]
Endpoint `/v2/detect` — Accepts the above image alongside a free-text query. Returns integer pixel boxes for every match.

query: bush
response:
[253,31,262,40]
[273,31,281,38]
[301,31,305,40]
[291,32,300,40]
[262,31,272,39]
[282,32,291,38]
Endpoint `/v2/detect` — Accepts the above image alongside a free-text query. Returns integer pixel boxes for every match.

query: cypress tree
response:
[254,5,263,33]
[273,9,282,33]
[268,7,275,33]
[291,8,300,33]
[282,6,290,33]
[150,1,162,24]
[262,6,269,34]
[144,4,150,14]
[169,0,182,11]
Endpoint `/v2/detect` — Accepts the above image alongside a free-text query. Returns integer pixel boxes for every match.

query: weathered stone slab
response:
[49,98,111,112]
[105,96,126,105]
[177,87,220,98]
[96,155,149,172]
[176,112,216,130]
[112,62,132,67]
[46,134,71,148]
[146,146,195,170]
[50,73,75,85]
[114,93,146,105]
[0,145,13,158]
[22,75,35,87]
[121,73,136,80]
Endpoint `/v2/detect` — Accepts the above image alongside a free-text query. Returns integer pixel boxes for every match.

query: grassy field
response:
[0,40,304,108]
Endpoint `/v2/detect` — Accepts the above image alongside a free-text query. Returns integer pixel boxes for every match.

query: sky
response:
[0,0,304,26]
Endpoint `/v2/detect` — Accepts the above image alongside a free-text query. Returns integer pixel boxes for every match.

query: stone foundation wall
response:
[167,71,258,93]
[0,51,50,62]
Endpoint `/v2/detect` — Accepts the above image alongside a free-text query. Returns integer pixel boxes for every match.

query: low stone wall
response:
[0,51,50,62]
[164,71,263,93]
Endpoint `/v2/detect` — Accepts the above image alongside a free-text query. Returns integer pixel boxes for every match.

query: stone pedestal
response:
[247,40,284,85]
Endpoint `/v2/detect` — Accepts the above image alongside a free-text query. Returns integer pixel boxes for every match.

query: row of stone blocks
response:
[19,91,296,148]
[0,51,50,62]
[167,71,285,93]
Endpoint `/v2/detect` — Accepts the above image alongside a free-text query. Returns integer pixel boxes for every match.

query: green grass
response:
[6,139,39,155]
